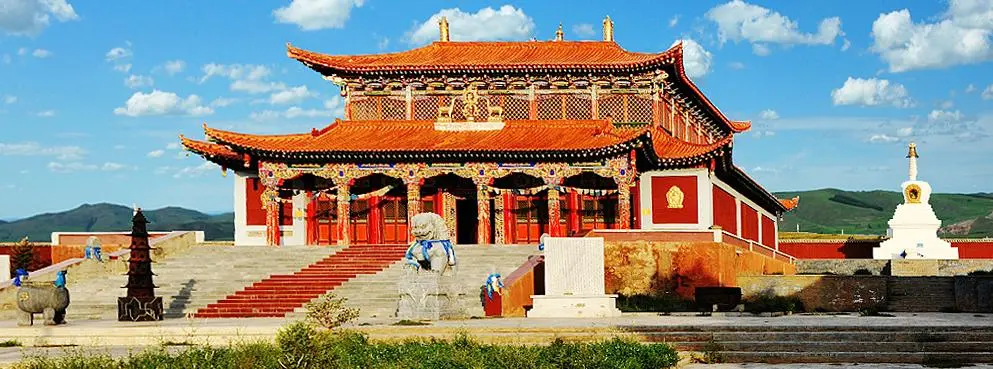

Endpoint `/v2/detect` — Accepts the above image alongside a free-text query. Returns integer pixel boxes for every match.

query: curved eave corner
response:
[779,196,800,212]
[670,42,748,134]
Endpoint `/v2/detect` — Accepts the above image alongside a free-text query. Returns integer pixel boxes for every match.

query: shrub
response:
[743,294,804,314]
[304,292,359,330]
[10,237,36,276]
[859,304,894,317]
[617,294,694,313]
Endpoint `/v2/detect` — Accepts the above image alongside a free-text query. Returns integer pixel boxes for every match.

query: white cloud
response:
[31,49,52,58]
[728,61,745,70]
[407,5,535,45]
[871,1,993,72]
[147,150,164,158]
[124,75,154,89]
[250,96,345,121]
[673,39,712,78]
[161,60,185,75]
[983,84,993,100]
[2,95,16,104]
[173,162,218,179]
[113,90,214,117]
[269,85,315,105]
[897,127,914,137]
[113,145,126,150]
[199,63,286,94]
[36,110,55,117]
[759,109,780,120]
[274,0,364,31]
[869,134,900,143]
[101,162,127,171]
[940,100,955,109]
[166,142,180,150]
[706,0,843,49]
[376,36,389,50]
[752,131,776,138]
[841,39,851,51]
[751,43,771,56]
[47,162,96,173]
[751,166,779,173]
[105,43,133,73]
[0,142,85,160]
[831,77,913,108]
[210,97,237,107]
[966,84,977,93]
[928,109,964,123]
[669,15,680,28]
[571,23,595,38]
[0,0,79,36]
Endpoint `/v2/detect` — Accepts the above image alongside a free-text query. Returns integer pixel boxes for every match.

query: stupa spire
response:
[907,142,919,181]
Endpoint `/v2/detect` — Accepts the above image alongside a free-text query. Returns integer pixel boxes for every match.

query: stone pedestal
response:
[528,237,621,318]
[874,180,958,260]
[0,255,9,282]
[117,296,163,322]
[397,272,467,320]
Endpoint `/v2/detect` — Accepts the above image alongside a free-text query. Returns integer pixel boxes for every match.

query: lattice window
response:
[381,96,407,120]
[597,95,624,121]
[564,94,593,120]
[500,94,530,120]
[412,95,441,120]
[536,94,561,120]
[659,97,673,133]
[350,96,378,121]
[449,97,468,121]
[628,94,653,124]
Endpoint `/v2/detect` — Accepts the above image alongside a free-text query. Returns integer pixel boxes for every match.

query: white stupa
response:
[873,143,958,259]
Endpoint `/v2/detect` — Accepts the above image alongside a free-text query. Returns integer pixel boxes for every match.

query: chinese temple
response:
[181,17,799,248]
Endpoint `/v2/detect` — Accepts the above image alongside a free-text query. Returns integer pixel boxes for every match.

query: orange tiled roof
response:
[650,131,732,161]
[779,196,800,211]
[287,41,678,73]
[180,135,241,161]
[204,119,648,153]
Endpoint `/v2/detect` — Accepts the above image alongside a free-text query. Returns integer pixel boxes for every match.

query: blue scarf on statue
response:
[405,240,456,271]
[54,270,67,288]
[12,268,29,287]
[484,273,504,300]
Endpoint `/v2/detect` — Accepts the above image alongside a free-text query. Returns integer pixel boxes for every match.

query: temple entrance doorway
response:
[421,174,477,244]
[455,197,478,244]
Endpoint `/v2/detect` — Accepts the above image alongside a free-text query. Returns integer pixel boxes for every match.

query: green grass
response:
[775,189,993,237]
[14,322,680,369]
[391,319,430,326]
[0,340,21,347]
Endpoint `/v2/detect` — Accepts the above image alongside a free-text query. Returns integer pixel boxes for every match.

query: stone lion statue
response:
[405,212,457,275]
[17,270,70,326]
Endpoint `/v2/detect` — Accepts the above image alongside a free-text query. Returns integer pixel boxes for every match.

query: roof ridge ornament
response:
[603,16,614,42]
[439,16,450,42]
[555,23,564,41]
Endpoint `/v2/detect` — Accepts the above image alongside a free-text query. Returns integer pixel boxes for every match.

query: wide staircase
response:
[887,277,956,312]
[195,244,409,318]
[64,245,336,320]
[289,245,538,319]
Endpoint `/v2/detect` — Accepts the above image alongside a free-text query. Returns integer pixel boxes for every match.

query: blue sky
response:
[1,0,992,219]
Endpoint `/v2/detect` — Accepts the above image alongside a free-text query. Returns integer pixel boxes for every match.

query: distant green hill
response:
[0,203,234,242]
[773,189,993,238]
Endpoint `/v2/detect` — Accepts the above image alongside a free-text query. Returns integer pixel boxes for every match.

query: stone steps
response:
[887,277,956,312]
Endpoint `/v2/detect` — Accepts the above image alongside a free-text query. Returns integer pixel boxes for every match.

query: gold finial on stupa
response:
[439,16,450,42]
[603,16,614,42]
[555,23,564,41]
[907,142,919,158]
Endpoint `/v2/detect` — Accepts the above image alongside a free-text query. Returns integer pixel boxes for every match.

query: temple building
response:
[181,17,799,247]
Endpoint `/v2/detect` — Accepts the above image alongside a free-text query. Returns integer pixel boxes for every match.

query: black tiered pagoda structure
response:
[117,208,163,321]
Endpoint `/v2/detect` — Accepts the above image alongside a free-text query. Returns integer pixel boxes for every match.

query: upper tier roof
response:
[287,41,679,74]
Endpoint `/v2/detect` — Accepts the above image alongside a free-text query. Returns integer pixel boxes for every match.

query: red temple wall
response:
[245,177,292,226]
[712,186,737,234]
[761,216,775,248]
[650,176,698,224]
[740,205,759,243]
[780,240,993,259]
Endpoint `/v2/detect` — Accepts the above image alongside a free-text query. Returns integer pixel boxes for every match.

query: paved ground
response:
[2,313,993,366]
[684,365,993,368]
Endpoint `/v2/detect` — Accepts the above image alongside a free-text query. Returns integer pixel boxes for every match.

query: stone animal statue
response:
[405,212,457,275]
[12,268,29,287]
[484,273,504,300]
[17,270,70,326]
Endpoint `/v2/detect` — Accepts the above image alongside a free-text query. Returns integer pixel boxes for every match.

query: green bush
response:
[304,292,359,329]
[617,294,694,313]
[743,294,804,314]
[15,323,680,369]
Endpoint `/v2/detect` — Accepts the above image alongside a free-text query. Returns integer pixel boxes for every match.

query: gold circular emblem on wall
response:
[905,184,922,204]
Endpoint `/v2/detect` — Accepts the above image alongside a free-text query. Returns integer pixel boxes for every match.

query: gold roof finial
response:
[907,142,919,158]
[555,23,564,41]
[439,16,450,42]
[603,16,614,42]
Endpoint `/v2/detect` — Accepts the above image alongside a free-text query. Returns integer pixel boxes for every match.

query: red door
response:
[350,199,370,244]
[580,195,618,232]
[314,194,338,245]
[513,195,546,244]
[381,196,409,244]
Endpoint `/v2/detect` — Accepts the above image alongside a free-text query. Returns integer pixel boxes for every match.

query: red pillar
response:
[305,191,316,245]
[567,191,580,236]
[368,195,382,244]
[502,193,514,243]
[632,180,641,229]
